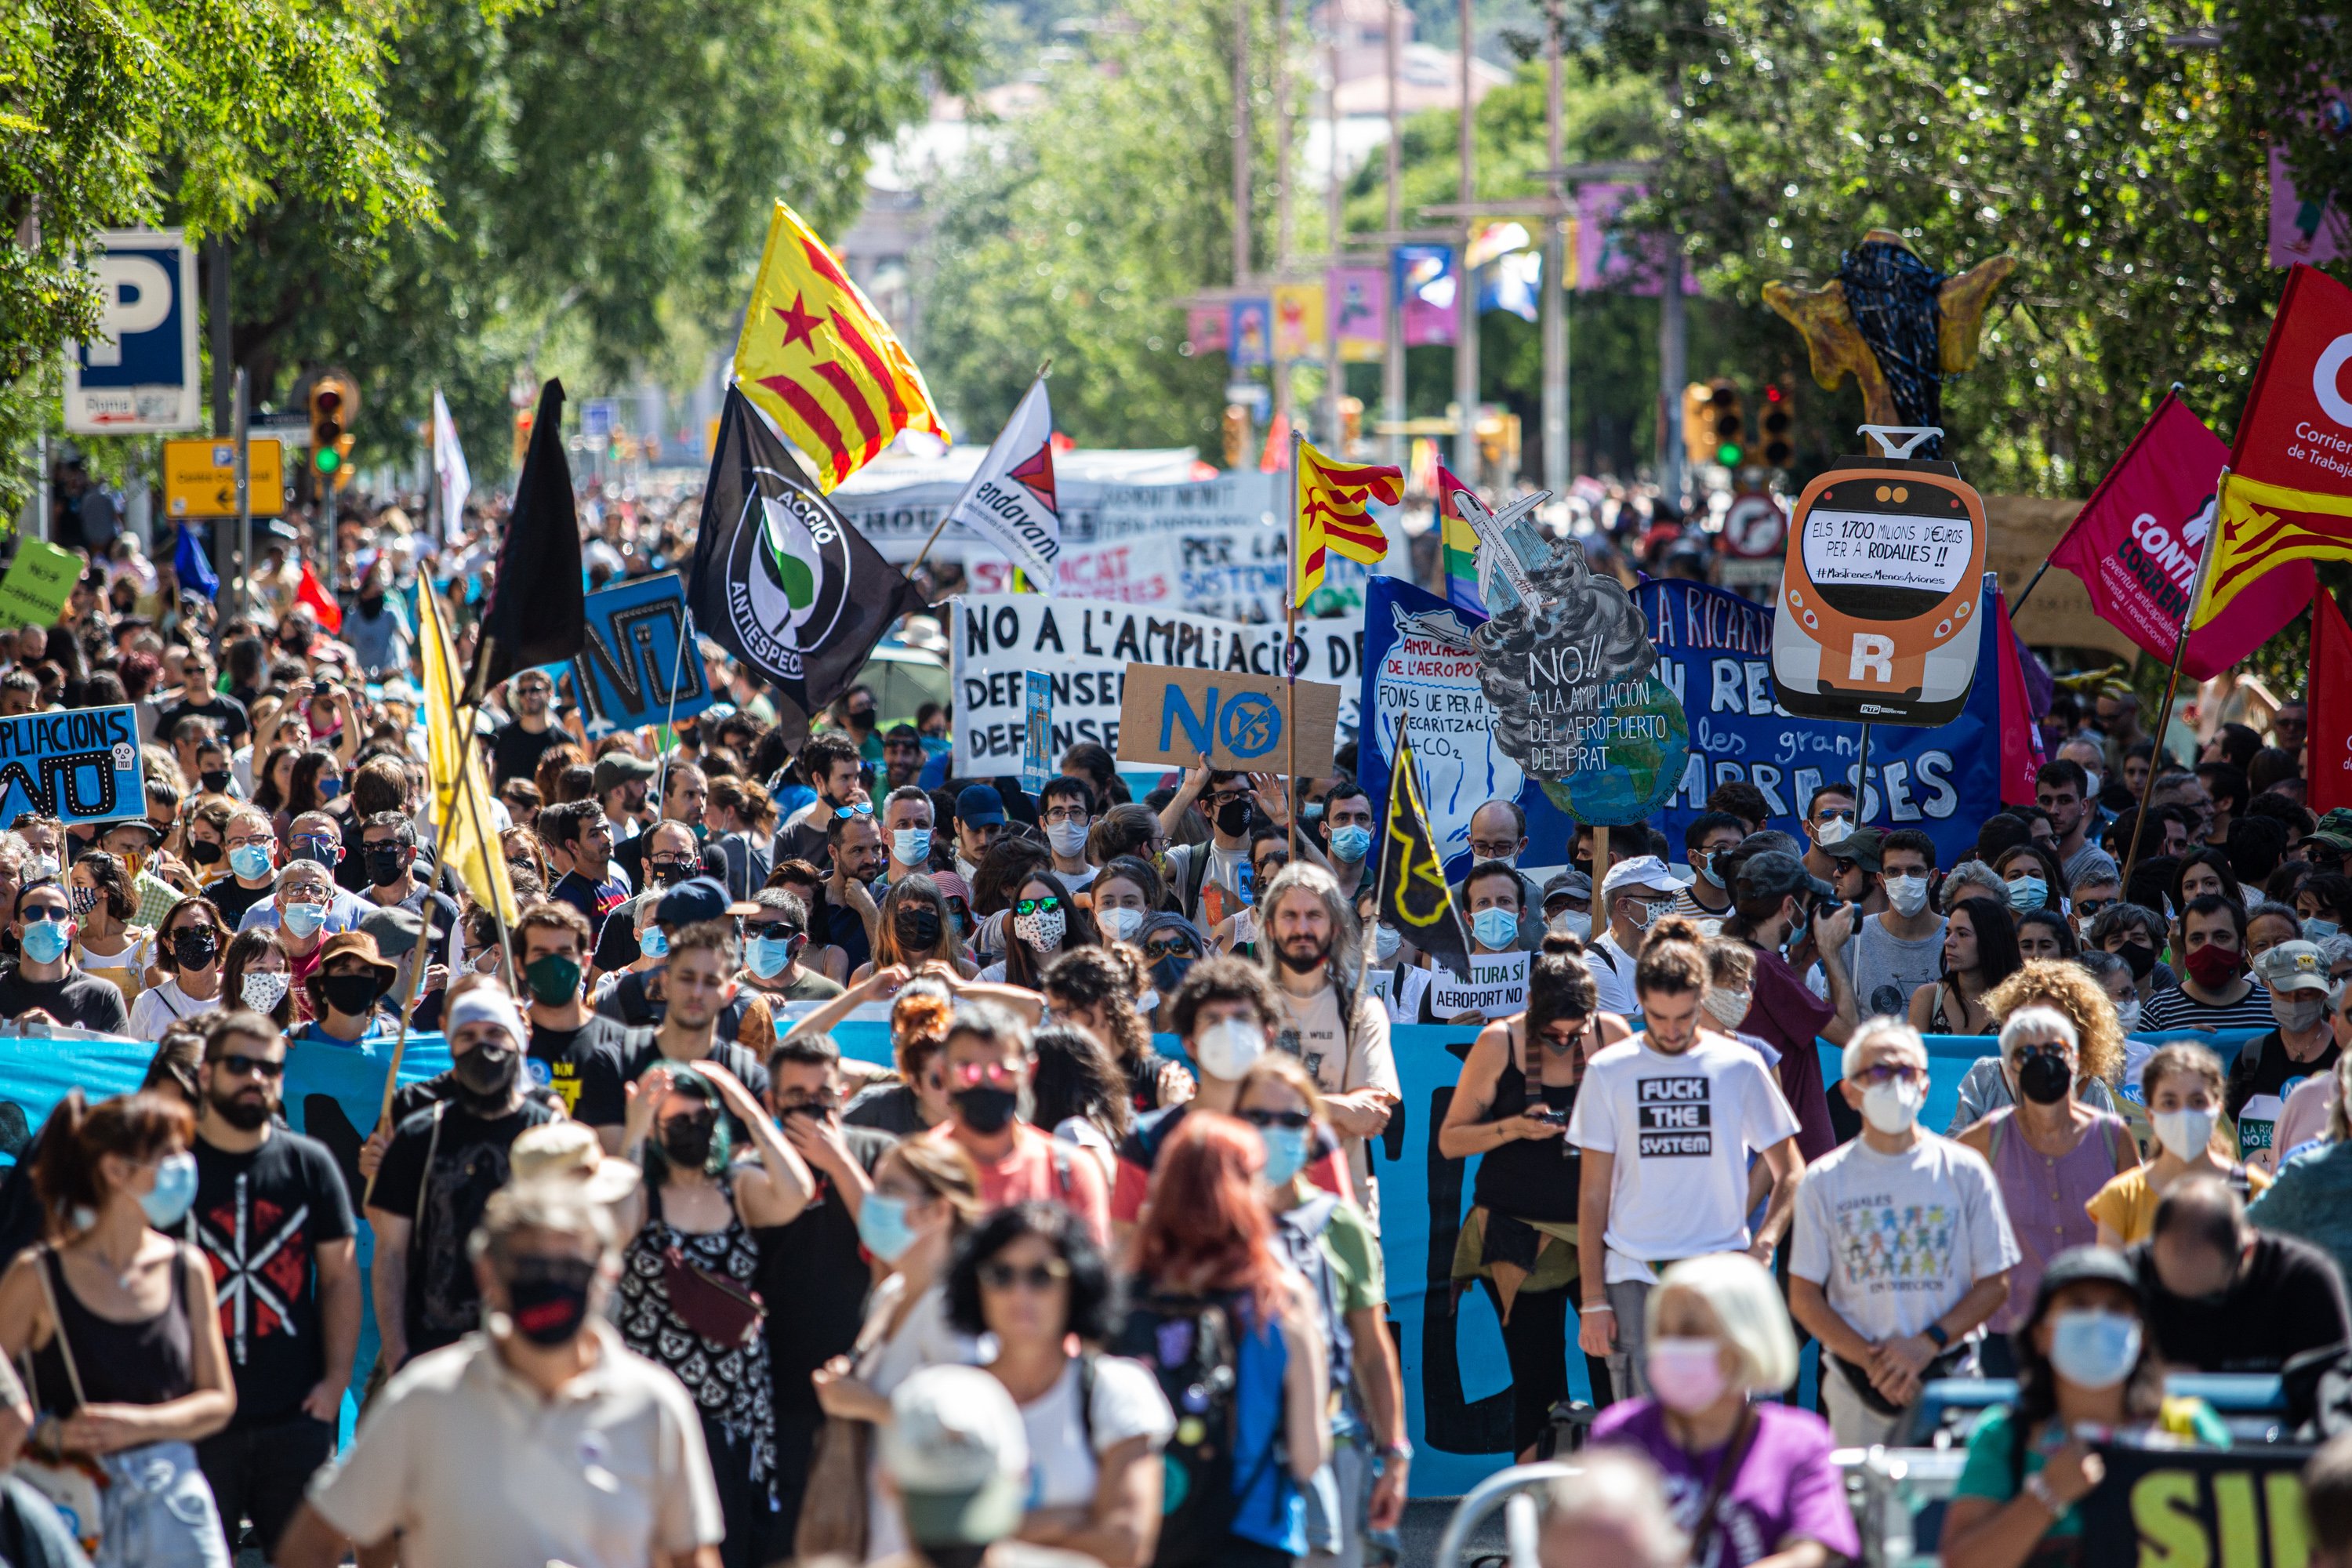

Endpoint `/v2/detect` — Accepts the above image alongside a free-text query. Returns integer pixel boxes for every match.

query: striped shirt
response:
[2140,978,2278,1033]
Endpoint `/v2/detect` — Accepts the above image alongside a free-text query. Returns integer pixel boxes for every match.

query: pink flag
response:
[2312,589,2352,815]
[1991,587,2042,808]
[2047,392,2313,681]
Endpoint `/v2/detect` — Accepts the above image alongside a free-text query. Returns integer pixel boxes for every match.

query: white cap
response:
[880,1366,1030,1547]
[1599,854,1694,900]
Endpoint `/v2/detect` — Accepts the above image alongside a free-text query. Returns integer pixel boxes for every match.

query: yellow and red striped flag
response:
[2190,471,2352,628]
[1294,440,1402,603]
[732,201,950,490]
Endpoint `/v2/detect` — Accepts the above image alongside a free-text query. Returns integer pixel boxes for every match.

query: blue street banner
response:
[572,572,713,735]
[0,706,147,826]
[1022,670,1053,791]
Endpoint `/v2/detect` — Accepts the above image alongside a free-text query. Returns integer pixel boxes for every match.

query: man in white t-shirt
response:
[1788,1020,2019,1445]
[1588,856,1693,1016]
[1570,930,1803,1399]
[1260,863,1400,1219]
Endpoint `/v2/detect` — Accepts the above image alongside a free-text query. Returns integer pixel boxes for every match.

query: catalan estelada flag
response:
[1294,440,1402,604]
[1437,464,1484,615]
[2190,471,2352,627]
[733,201,949,490]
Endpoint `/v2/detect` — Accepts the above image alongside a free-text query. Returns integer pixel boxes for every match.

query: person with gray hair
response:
[275,1178,726,1568]
[934,1000,1111,1244]
[2135,1174,2349,1374]
[1537,1450,1688,1568]
[1257,861,1399,1216]
[1940,858,2008,913]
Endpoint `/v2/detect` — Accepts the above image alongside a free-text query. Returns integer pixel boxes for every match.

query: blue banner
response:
[0,707,147,826]
[572,572,712,736]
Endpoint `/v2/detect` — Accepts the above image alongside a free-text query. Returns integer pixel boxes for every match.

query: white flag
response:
[432,390,472,545]
[943,376,1060,589]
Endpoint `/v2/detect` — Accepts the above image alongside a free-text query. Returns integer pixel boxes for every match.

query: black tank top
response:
[1471,1024,1582,1223]
[29,1244,197,1414]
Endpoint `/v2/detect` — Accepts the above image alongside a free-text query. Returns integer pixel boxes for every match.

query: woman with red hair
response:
[1119,1112,1328,1568]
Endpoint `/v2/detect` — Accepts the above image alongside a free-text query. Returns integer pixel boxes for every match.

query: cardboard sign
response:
[0,541,82,630]
[1427,950,1530,1022]
[1771,456,1988,726]
[2078,1442,2312,1568]
[571,573,712,735]
[1116,662,1340,775]
[1021,671,1053,791]
[162,437,284,519]
[0,706,146,825]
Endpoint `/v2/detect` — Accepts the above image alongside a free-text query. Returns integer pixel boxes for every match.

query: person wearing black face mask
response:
[616,1061,815,1567]
[130,895,231,1038]
[364,980,562,1373]
[358,811,428,911]
[935,1004,1111,1242]
[292,931,401,1047]
[1155,766,1269,924]
[275,1179,728,1568]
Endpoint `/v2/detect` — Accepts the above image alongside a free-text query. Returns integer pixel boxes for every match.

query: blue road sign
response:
[64,230,200,434]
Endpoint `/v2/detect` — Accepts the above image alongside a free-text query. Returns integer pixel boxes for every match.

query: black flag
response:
[1374,731,1469,973]
[474,378,585,694]
[687,387,924,742]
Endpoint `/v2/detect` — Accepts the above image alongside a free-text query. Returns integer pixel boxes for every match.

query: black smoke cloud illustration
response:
[1472,542,1658,773]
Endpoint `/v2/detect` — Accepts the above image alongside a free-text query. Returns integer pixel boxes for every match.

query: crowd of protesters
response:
[0,506,2349,1568]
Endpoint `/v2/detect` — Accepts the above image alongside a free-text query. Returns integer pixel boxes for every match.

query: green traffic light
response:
[315,448,341,474]
[1716,443,1743,466]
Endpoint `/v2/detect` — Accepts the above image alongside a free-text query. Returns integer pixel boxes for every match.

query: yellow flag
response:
[417,584,517,923]
[2190,470,2352,629]
[732,200,950,491]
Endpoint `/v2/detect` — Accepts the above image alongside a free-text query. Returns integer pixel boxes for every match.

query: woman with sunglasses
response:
[221,928,296,1033]
[1439,933,1632,1451]
[1134,913,1208,1028]
[946,1203,1172,1568]
[129,896,230,1040]
[983,869,1101,991]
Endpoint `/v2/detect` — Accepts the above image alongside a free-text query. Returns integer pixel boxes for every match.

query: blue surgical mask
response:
[641,926,670,960]
[857,1192,920,1263]
[1695,851,1724,890]
[140,1152,198,1229]
[748,935,795,978]
[2307,918,2341,942]
[1472,908,1519,949]
[318,777,343,802]
[2006,876,2048,913]
[892,826,932,864]
[1259,1124,1309,1187]
[2047,1308,2142,1390]
[1327,825,1372,863]
[230,844,274,882]
[20,919,72,965]
[281,902,327,938]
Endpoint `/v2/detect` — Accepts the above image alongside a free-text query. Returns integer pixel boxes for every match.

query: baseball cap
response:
[955,784,1007,828]
[656,876,759,928]
[1541,869,1592,909]
[591,753,657,795]
[510,1121,642,1205]
[358,905,426,960]
[2256,939,2331,995]
[1831,826,1886,872]
[2029,1245,2140,1323]
[880,1366,1030,1548]
[1734,849,1835,904]
[1599,855,1694,900]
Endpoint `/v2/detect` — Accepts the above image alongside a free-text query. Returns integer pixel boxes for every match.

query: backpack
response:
[1272,1193,1356,1401]
[1115,1291,1276,1564]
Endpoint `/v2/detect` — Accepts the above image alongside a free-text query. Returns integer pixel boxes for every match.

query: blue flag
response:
[174,522,218,600]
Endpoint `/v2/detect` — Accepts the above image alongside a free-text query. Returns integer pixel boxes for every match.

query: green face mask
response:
[523,953,583,1007]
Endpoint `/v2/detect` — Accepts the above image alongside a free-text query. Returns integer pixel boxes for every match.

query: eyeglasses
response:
[2074,898,2114,919]
[978,1258,1071,1293]
[648,858,695,877]
[1469,840,1520,860]
[226,833,273,851]
[1043,807,1090,826]
[1014,895,1062,916]
[1238,1108,1312,1130]
[1817,808,1857,823]
[213,1053,285,1080]
[1853,1063,1925,1087]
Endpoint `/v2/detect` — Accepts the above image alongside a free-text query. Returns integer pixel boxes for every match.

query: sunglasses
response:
[1014,895,1062,917]
[829,803,875,820]
[20,906,68,924]
[1239,1108,1312,1130]
[978,1258,1071,1293]
[952,1060,1020,1088]
[214,1053,285,1080]
[1537,1025,1585,1054]
[744,922,802,941]
[1144,938,1197,960]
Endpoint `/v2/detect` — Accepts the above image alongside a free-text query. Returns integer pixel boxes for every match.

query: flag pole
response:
[2120,474,2224,887]
[1287,427,1301,861]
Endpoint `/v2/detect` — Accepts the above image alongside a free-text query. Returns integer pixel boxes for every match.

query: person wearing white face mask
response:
[1036,777,1099,891]
[2227,941,2342,1166]
[1789,1021,2020,1446]
[1427,862,1532,1025]
[1939,1247,2230,1568]
[1541,869,1594,942]
[879,785,939,887]
[2090,1044,2267,1247]
[1588,857,1697,1018]
[1798,784,1858,888]
[1820,829,1947,1031]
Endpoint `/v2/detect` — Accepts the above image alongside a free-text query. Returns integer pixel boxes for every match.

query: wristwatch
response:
[1923,1322,1951,1348]
[1377,1440,1414,1463]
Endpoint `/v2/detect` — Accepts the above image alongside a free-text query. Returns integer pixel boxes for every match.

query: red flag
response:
[2047,393,2311,681]
[2313,589,2352,815]
[296,562,343,635]
[1259,410,1291,474]
[1992,588,2042,808]
[2230,263,2352,495]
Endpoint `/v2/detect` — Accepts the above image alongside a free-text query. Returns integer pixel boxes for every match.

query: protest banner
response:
[0,540,82,629]
[1427,949,1530,1022]
[951,594,1363,777]
[0,706,145,826]
[1022,671,1053,791]
[1358,575,2003,876]
[570,572,712,735]
[2078,1442,2313,1568]
[1115,662,1340,775]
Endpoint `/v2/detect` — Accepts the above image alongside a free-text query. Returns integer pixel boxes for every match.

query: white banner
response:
[952,594,1365,777]
[1427,950,1530,1022]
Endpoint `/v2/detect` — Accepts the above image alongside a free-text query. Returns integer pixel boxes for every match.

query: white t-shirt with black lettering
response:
[1566,1030,1802,1285]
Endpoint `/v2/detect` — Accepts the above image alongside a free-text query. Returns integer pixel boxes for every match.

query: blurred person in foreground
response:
[1536,1450,1686,1568]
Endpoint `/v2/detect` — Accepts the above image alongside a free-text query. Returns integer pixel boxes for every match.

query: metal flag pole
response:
[1287,426,1302,861]
[651,606,698,827]
[1856,721,1873,824]
[2120,476,2224,887]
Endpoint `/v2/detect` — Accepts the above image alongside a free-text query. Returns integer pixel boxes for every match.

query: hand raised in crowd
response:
[1155,1058,1196,1107]
[1246,771,1291,829]
[859,963,911,1000]
[779,1107,857,1186]
[623,1065,678,1150]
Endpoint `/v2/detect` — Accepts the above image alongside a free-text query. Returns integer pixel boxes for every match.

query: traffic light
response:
[514,407,535,468]
[1704,379,1745,467]
[1760,382,1795,468]
[1221,404,1250,470]
[308,376,352,482]
[1681,383,1715,469]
